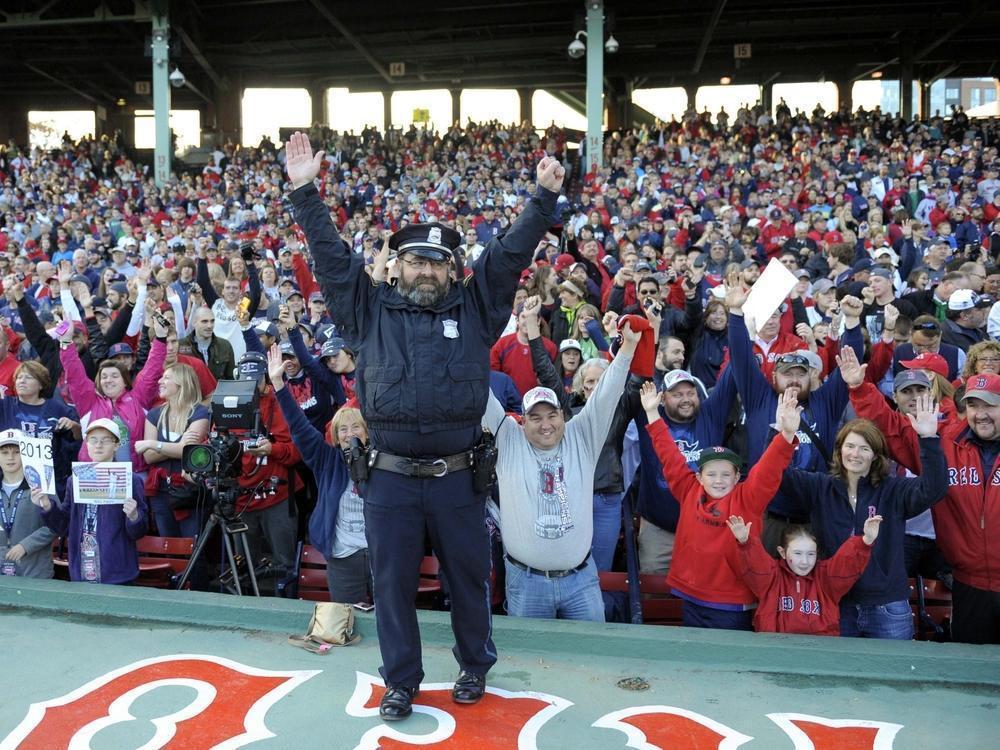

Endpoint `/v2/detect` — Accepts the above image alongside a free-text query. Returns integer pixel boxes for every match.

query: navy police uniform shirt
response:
[290,182,559,457]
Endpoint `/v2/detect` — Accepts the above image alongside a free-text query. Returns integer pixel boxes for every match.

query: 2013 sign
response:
[0,655,903,749]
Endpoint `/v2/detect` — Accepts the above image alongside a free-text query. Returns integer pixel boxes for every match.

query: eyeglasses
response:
[912,322,941,332]
[977,356,1000,364]
[637,288,658,296]
[401,257,448,271]
[86,436,118,446]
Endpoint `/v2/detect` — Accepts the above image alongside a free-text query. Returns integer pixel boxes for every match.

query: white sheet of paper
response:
[743,258,799,338]
[71,461,133,505]
[17,434,56,494]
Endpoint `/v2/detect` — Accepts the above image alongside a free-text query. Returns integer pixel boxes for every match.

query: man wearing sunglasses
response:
[891,315,964,381]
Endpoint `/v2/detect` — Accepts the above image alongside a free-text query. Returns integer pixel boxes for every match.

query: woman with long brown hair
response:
[778,405,947,639]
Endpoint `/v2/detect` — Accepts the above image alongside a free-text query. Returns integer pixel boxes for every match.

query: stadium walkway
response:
[0,577,996,749]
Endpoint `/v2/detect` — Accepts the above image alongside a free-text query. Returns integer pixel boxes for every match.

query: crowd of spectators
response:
[0,97,998,644]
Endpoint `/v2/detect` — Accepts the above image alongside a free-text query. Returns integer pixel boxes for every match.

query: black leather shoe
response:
[380,686,418,721]
[452,670,486,704]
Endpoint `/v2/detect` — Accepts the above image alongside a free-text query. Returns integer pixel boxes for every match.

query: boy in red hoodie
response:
[726,515,882,636]
[640,382,800,630]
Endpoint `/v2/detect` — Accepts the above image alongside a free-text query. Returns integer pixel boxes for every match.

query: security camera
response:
[568,38,586,59]
[604,35,619,54]
[169,68,186,88]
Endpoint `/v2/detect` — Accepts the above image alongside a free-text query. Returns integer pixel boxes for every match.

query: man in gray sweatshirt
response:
[482,322,640,621]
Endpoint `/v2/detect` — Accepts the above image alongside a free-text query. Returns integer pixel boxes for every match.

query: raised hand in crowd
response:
[277,303,295,332]
[602,309,619,332]
[639,380,661,423]
[57,260,72,288]
[906,392,942,438]
[724,282,748,313]
[795,322,817,350]
[150,306,170,339]
[835,346,867,388]
[775,387,802,440]
[726,515,751,545]
[839,294,863,323]
[883,304,899,334]
[3,275,23,304]
[135,259,152,287]
[266,342,286,391]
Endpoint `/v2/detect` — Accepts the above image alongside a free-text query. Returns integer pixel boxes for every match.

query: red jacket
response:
[718,330,808,384]
[761,221,794,258]
[736,534,871,635]
[647,420,796,605]
[849,381,1000,592]
[237,390,300,511]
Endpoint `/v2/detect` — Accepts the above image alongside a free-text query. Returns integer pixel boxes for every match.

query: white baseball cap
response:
[0,429,20,448]
[522,386,560,414]
[84,418,122,442]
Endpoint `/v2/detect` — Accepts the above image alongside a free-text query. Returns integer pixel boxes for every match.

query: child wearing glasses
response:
[33,419,147,584]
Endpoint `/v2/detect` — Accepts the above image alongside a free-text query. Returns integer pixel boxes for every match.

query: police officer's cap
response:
[389,222,461,263]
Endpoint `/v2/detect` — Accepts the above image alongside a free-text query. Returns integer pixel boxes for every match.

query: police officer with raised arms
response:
[283,132,565,720]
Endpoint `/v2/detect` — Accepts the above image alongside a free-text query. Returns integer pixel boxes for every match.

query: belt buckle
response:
[429,458,448,477]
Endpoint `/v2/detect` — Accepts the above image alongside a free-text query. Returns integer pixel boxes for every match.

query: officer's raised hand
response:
[285,131,326,191]
[536,156,566,193]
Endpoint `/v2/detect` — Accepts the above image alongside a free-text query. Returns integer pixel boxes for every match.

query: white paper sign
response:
[71,462,133,505]
[743,258,798,338]
[17,434,56,494]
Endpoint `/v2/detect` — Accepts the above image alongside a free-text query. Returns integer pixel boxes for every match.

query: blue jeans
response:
[591,492,624,572]
[839,600,914,639]
[505,556,604,621]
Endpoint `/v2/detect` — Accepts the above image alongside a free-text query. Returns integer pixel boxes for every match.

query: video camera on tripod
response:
[176,359,274,595]
[181,378,262,513]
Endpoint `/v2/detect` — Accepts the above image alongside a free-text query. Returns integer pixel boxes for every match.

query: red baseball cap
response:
[822,231,843,245]
[964,373,1000,405]
[901,352,948,379]
[553,253,575,272]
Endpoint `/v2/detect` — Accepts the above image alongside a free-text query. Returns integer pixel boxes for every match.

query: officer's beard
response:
[398,273,450,307]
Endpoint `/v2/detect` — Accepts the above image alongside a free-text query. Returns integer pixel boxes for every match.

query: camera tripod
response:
[175,499,260,596]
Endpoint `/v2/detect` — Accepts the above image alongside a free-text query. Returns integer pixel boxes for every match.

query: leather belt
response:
[504,553,590,579]
[371,450,473,478]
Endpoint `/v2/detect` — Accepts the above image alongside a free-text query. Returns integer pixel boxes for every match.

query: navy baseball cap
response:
[320,337,351,359]
[696,446,742,470]
[254,321,278,339]
[851,258,874,275]
[237,351,268,382]
[108,343,134,358]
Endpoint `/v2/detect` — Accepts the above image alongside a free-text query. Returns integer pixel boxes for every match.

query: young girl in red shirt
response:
[726,515,882,636]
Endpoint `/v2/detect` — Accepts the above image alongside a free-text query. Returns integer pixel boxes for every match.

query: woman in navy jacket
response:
[266,344,370,603]
[779,393,946,639]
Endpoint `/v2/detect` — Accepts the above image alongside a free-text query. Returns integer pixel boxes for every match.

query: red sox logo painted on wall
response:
[0,656,904,749]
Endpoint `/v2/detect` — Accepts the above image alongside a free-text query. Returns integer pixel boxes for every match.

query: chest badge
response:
[443,319,459,339]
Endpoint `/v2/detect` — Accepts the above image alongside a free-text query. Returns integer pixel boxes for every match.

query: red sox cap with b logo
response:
[963,373,1000,406]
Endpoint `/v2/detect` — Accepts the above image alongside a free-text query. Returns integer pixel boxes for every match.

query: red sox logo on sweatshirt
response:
[0,658,906,749]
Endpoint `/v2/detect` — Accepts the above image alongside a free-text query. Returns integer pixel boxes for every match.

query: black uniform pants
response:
[364,466,496,689]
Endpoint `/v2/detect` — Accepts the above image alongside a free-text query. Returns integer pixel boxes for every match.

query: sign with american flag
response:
[71,462,132,505]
